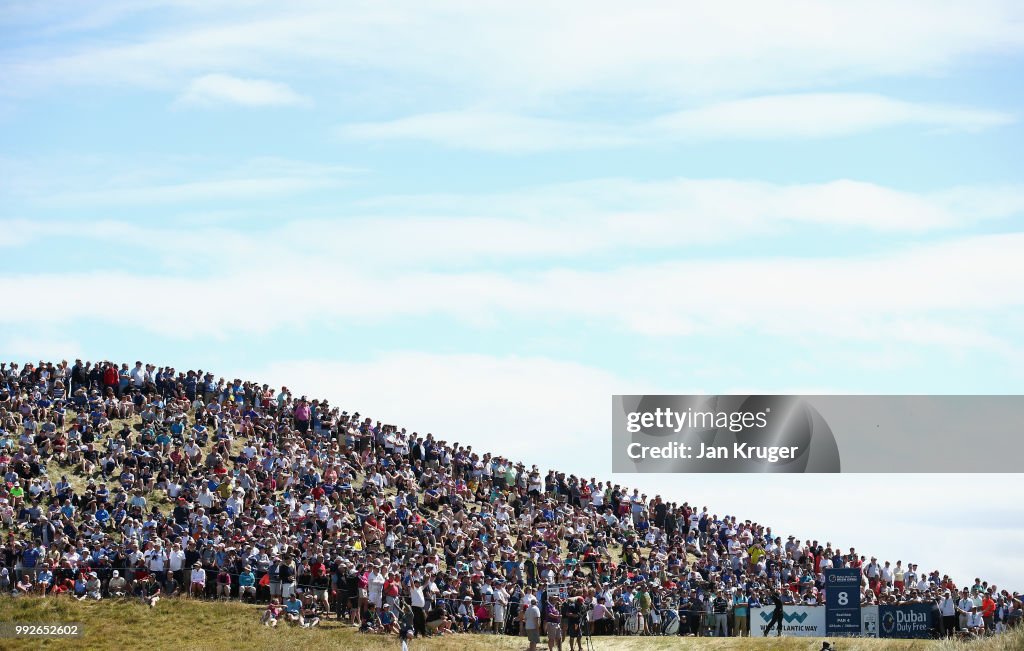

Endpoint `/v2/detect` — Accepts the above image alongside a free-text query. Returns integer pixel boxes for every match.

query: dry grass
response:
[0,598,1020,651]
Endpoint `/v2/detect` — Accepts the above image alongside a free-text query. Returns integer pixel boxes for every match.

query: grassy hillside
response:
[0,598,1021,651]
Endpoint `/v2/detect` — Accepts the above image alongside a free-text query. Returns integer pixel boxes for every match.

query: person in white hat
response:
[108,570,127,597]
[189,562,207,598]
[84,571,102,601]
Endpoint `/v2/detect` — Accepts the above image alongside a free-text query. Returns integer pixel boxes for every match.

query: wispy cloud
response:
[0,156,355,207]
[338,111,632,153]
[1,231,1022,352]
[339,94,1014,151]
[7,176,1024,252]
[651,93,1014,139]
[352,177,1024,242]
[47,175,332,204]
[174,73,310,108]
[5,3,1024,103]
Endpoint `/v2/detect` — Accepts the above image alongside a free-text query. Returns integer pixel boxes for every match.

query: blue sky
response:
[1,2,1023,589]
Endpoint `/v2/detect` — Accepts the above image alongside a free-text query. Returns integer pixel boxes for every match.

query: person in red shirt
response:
[102,363,119,397]
[51,576,74,596]
[982,593,997,631]
[383,572,401,608]
[309,557,330,611]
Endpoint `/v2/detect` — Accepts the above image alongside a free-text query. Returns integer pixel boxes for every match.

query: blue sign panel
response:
[878,604,933,639]
[825,568,862,636]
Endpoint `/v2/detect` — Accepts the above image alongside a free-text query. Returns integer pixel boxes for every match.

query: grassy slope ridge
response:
[0,599,1021,651]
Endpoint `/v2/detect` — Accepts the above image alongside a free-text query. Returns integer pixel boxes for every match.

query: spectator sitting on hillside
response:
[284,593,303,625]
[261,599,283,627]
[108,570,127,597]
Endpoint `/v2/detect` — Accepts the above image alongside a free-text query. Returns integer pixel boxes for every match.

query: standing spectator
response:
[959,587,976,632]
[733,590,750,637]
[712,590,729,637]
[410,578,427,637]
[293,398,311,434]
[523,596,541,651]
[268,556,282,601]
[279,557,296,601]
[561,595,583,650]
[939,590,957,637]
[544,594,563,651]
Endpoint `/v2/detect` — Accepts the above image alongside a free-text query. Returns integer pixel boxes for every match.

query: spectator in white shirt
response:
[958,589,975,631]
[190,563,206,598]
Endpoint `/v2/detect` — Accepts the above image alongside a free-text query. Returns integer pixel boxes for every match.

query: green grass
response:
[0,598,1020,651]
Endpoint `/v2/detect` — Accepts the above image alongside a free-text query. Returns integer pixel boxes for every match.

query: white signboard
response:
[752,605,826,637]
[861,605,879,637]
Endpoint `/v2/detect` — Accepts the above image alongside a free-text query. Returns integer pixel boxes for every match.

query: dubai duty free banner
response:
[612,395,1024,472]
[878,604,934,639]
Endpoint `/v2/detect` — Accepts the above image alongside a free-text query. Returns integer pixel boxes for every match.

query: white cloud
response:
[338,111,632,153]
[350,177,1024,242]
[175,73,310,107]
[0,156,354,206]
[3,173,1022,351]
[8,175,1023,241]
[340,94,1014,151]
[47,175,330,204]
[2,172,1023,352]
[1,232,1022,352]
[652,93,1014,139]
[5,2,1024,104]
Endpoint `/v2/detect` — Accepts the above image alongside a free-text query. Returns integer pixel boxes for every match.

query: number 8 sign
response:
[825,568,862,636]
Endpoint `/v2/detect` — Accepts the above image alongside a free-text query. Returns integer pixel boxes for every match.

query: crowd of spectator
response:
[0,359,1021,643]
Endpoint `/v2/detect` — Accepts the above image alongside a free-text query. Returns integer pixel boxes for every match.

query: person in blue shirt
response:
[285,595,303,625]
[169,417,185,440]
[95,507,110,528]
[238,565,257,602]
[21,545,41,579]
[36,566,53,594]
[112,505,127,528]
[74,574,88,599]
[378,602,397,633]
